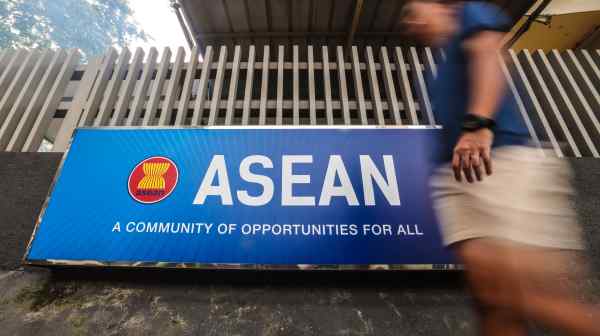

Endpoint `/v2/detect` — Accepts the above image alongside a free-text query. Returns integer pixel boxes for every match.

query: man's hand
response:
[453,31,504,183]
[452,129,493,183]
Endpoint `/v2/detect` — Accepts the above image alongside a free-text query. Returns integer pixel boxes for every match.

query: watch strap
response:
[461,114,496,132]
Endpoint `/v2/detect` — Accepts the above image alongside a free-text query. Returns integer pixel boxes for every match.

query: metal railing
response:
[0,46,598,156]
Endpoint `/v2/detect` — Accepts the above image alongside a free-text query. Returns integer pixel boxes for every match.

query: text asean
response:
[192,154,401,206]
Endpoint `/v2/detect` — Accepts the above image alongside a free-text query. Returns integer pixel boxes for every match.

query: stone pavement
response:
[0,268,476,336]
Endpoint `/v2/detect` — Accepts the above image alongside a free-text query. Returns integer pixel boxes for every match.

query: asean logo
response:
[128,156,178,204]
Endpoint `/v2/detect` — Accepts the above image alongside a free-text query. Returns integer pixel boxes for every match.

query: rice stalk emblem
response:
[128,157,178,204]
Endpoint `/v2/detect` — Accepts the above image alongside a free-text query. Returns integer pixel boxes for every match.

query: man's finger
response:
[482,147,493,175]
[452,152,462,182]
[472,152,483,181]
[462,153,474,183]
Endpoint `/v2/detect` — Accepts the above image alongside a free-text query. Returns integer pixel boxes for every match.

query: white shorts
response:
[430,145,584,250]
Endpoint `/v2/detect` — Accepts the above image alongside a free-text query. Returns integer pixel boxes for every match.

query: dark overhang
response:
[173,0,536,53]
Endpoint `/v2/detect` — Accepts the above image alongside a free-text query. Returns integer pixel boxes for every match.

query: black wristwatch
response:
[461,114,496,132]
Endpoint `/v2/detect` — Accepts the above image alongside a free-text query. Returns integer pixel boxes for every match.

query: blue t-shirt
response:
[431,2,530,163]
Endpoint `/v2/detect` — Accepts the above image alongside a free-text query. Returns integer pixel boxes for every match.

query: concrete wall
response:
[0,153,598,335]
[0,153,62,270]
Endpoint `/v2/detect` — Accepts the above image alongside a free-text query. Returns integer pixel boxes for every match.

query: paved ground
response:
[0,268,477,336]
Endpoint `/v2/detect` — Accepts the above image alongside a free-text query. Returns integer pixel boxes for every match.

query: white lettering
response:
[193,155,233,205]
[237,155,274,206]
[159,222,170,233]
[415,225,423,235]
[360,155,401,206]
[319,155,359,206]
[281,155,315,206]
[192,154,401,207]
[397,225,406,235]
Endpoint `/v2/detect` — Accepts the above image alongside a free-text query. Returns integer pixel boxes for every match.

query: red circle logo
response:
[128,156,178,204]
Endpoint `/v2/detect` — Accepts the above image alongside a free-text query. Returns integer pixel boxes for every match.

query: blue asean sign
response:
[25,127,454,268]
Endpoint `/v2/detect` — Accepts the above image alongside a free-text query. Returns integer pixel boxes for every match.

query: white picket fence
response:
[0,46,598,156]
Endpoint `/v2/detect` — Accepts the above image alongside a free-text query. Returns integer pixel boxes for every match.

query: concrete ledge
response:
[0,153,62,270]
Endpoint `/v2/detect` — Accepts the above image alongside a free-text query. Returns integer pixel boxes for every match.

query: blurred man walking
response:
[403,1,599,335]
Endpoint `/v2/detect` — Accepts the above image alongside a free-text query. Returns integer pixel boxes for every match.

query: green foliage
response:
[0,0,148,57]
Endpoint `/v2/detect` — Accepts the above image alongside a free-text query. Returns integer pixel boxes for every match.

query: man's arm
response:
[452,31,506,183]
[464,31,507,119]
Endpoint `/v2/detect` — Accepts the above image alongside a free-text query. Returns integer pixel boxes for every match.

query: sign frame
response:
[23,126,459,271]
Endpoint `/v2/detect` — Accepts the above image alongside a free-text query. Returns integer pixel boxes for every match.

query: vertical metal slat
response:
[52,56,103,152]
[191,46,213,126]
[408,47,434,125]
[242,45,255,125]
[351,46,368,125]
[549,50,600,150]
[293,45,300,125]
[365,46,385,125]
[225,45,242,126]
[394,47,415,125]
[380,47,401,125]
[78,48,118,126]
[259,46,269,125]
[276,45,284,125]
[142,48,172,126]
[0,49,28,99]
[499,57,542,150]
[336,46,350,125]
[531,50,594,156]
[423,47,438,78]
[0,51,40,126]
[518,50,579,157]
[158,47,185,126]
[564,50,600,121]
[322,46,333,125]
[175,46,199,125]
[110,48,144,126]
[508,50,562,157]
[94,48,131,126]
[19,50,79,152]
[577,50,600,93]
[307,46,317,125]
[207,46,227,126]
[126,47,158,126]
[0,50,54,150]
